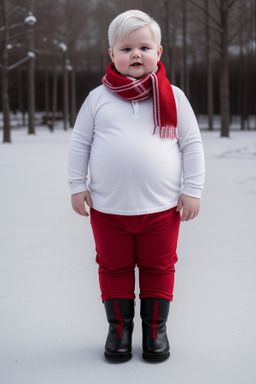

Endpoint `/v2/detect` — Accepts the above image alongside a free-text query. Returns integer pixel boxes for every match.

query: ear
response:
[108,48,114,62]
[157,45,163,61]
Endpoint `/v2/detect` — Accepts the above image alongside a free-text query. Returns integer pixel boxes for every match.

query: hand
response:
[176,194,200,222]
[71,190,93,217]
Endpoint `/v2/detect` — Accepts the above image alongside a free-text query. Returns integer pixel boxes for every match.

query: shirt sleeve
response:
[175,88,205,198]
[67,94,94,194]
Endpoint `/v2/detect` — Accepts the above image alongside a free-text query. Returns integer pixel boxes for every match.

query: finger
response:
[181,209,189,222]
[73,206,80,215]
[74,206,88,217]
[190,210,199,220]
[176,197,183,212]
[78,207,89,216]
[85,194,93,208]
[194,210,199,219]
[74,207,82,216]
[185,211,194,221]
[187,209,200,221]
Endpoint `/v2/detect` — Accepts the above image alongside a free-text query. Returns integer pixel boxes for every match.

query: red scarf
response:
[102,61,177,139]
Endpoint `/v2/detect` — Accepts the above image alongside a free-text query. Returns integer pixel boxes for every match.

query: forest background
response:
[1,0,256,142]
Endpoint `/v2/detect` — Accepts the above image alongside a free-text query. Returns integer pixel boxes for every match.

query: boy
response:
[68,10,205,362]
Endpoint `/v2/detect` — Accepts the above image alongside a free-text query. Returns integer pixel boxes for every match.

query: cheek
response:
[145,55,158,67]
[115,55,129,67]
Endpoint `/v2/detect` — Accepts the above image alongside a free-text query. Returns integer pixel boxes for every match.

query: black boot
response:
[104,298,134,362]
[141,298,170,362]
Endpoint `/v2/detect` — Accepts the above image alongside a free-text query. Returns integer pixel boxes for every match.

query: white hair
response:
[108,9,162,49]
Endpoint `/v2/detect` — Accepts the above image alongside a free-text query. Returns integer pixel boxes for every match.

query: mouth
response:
[131,63,142,67]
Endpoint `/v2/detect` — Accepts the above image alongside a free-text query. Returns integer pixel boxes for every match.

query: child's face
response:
[108,26,163,79]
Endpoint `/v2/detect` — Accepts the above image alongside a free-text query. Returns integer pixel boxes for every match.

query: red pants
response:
[90,207,180,301]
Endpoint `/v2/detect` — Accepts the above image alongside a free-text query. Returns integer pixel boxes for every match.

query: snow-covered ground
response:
[0,125,256,384]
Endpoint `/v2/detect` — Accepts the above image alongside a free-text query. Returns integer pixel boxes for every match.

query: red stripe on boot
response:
[114,301,124,339]
[152,301,160,339]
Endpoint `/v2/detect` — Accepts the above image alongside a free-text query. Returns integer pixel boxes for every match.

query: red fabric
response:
[90,207,180,301]
[114,301,124,339]
[152,301,160,339]
[102,61,177,139]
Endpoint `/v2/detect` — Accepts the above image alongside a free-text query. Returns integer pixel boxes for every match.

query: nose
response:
[132,50,141,58]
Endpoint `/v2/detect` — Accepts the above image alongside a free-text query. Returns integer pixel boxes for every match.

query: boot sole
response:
[142,352,170,362]
[104,351,132,362]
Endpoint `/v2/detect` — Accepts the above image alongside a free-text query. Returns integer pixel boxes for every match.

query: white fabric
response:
[67,84,205,215]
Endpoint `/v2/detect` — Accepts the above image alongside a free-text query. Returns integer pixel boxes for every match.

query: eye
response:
[122,48,131,52]
[141,46,149,51]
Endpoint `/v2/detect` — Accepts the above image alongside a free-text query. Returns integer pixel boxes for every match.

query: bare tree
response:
[219,0,231,137]
[60,0,91,127]
[238,0,246,130]
[0,0,32,142]
[189,0,238,137]
[253,0,256,129]
[26,0,36,135]
[235,0,255,130]
[182,0,190,95]
[0,0,11,142]
[160,0,180,84]
[162,0,171,79]
[2,0,255,140]
[169,0,179,84]
[204,0,214,130]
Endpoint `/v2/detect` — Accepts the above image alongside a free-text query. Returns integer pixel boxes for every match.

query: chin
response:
[129,71,147,78]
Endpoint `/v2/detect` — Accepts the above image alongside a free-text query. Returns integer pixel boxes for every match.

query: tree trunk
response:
[51,53,57,132]
[63,51,69,131]
[1,0,11,143]
[70,56,76,128]
[170,0,178,84]
[44,55,49,125]
[254,0,256,129]
[239,26,245,129]
[182,0,189,96]
[163,0,171,79]
[18,68,24,127]
[1,63,11,143]
[219,0,230,137]
[27,0,36,135]
[205,0,214,130]
[252,0,256,130]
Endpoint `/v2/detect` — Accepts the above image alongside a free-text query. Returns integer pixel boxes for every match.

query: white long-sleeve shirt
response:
[67,84,205,215]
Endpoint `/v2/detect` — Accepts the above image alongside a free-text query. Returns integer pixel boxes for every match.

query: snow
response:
[0,125,256,384]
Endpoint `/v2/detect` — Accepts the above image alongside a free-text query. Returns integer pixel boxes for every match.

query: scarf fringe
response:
[154,125,178,139]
